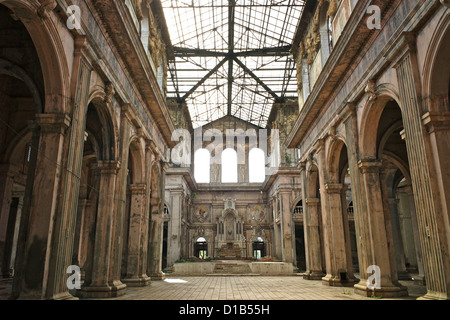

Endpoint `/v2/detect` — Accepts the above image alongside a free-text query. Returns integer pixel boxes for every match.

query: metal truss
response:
[162,0,305,128]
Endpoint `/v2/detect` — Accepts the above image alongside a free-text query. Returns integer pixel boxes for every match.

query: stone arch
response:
[306,162,320,198]
[128,137,146,184]
[327,137,347,184]
[0,59,43,113]
[1,0,70,114]
[422,10,450,112]
[359,86,403,159]
[85,97,118,161]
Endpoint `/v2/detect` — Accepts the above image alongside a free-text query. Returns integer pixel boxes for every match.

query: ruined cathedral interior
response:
[0,0,449,303]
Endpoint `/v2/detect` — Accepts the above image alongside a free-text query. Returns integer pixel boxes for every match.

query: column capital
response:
[325,183,343,193]
[422,111,450,134]
[35,113,71,134]
[358,159,382,173]
[97,160,120,174]
[305,197,320,205]
[129,183,147,194]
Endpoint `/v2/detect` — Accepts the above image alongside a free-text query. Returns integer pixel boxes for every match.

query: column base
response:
[417,291,450,300]
[109,280,127,297]
[322,273,356,287]
[354,282,408,298]
[78,285,114,299]
[122,275,151,287]
[303,271,325,280]
[150,272,166,280]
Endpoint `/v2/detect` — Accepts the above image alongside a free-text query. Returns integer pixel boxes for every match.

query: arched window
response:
[194,149,211,183]
[195,237,207,259]
[222,148,238,183]
[249,148,266,183]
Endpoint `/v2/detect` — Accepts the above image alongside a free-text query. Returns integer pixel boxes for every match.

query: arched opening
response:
[293,198,306,272]
[222,148,238,183]
[252,237,265,260]
[249,148,265,183]
[0,4,45,286]
[194,148,211,183]
[327,140,359,283]
[376,100,424,284]
[195,237,208,259]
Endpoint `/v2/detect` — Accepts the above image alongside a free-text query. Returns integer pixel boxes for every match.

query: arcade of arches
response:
[0,0,449,300]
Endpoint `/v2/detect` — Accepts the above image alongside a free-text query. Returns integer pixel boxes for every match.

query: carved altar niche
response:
[215,198,245,259]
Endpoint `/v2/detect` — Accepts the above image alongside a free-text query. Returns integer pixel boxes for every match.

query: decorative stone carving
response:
[327,0,338,19]
[132,0,144,21]
[104,82,115,104]
[37,0,57,19]
[365,79,377,102]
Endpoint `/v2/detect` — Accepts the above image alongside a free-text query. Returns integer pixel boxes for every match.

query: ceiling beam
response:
[233,57,280,101]
[227,0,236,115]
[180,57,229,102]
[172,45,292,57]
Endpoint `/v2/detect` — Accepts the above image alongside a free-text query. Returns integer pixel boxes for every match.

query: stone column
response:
[404,184,425,285]
[0,164,15,277]
[147,159,166,280]
[123,184,150,286]
[395,34,450,299]
[46,38,91,300]
[388,197,410,280]
[303,197,324,280]
[353,159,407,297]
[323,183,354,286]
[279,190,295,264]
[167,190,183,267]
[14,114,71,300]
[108,106,132,296]
[82,161,121,298]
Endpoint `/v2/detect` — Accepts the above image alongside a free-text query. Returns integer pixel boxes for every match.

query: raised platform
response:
[171,260,296,276]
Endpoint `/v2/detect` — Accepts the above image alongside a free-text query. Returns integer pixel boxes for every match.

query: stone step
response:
[213,262,252,274]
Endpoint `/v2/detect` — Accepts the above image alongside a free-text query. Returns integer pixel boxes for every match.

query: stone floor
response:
[1,274,427,300]
[89,275,427,301]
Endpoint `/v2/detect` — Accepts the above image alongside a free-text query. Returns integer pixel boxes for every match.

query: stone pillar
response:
[77,199,92,269]
[123,184,150,286]
[388,197,410,280]
[353,160,407,297]
[0,164,15,277]
[395,34,450,299]
[271,196,281,260]
[404,184,425,284]
[108,106,132,296]
[14,114,71,299]
[82,161,121,298]
[167,190,183,267]
[147,159,166,280]
[322,183,354,286]
[303,197,324,280]
[45,38,91,300]
[79,163,100,282]
[279,190,295,264]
